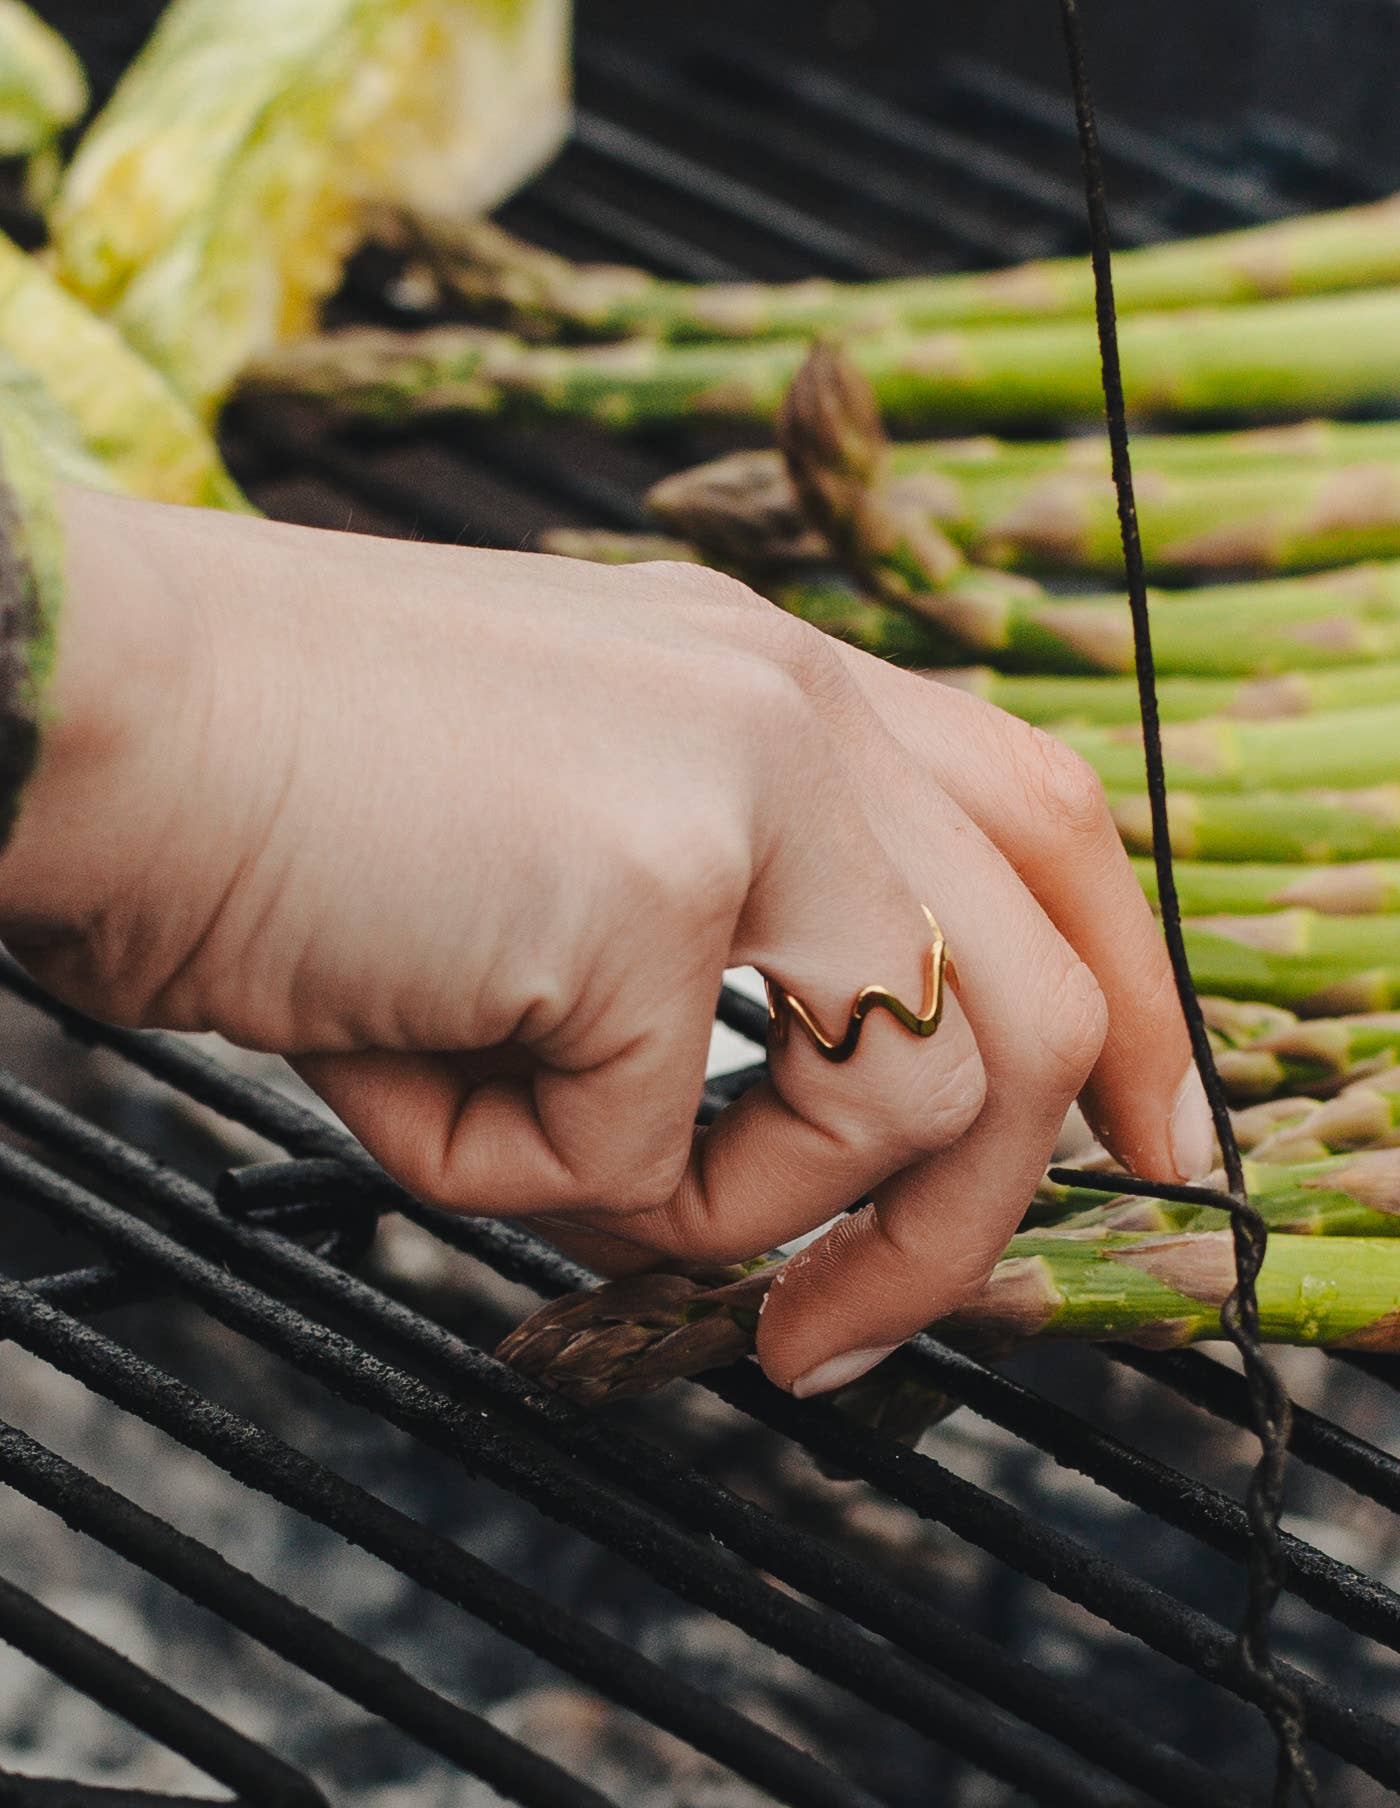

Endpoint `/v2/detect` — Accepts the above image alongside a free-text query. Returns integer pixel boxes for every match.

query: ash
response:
[1,996,1398,1806]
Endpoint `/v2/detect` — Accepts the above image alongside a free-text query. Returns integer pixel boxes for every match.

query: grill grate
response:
[7,15,1400,1807]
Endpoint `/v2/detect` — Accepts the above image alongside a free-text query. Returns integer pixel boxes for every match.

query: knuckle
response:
[633,558,766,614]
[905,1040,989,1153]
[1015,728,1113,845]
[813,1038,987,1165]
[1024,953,1109,1092]
[620,798,751,923]
[604,1151,689,1217]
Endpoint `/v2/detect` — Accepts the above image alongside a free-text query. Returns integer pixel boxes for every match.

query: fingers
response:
[608,825,988,1267]
[295,932,722,1218]
[756,1014,1098,1393]
[832,648,1209,1183]
[752,825,1109,1392]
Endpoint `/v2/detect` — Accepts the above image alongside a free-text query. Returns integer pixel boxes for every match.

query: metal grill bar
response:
[1111,1346,1400,1511]
[581,43,1042,265]
[0,1573,325,1808]
[686,36,1161,241]
[572,112,894,277]
[938,55,1286,221]
[0,1784,239,1808]
[0,1421,621,1808]
[0,1281,898,1808]
[2,969,1396,1796]
[897,1337,1400,1649]
[0,1103,1149,1807]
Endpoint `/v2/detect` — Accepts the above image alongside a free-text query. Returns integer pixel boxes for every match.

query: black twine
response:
[1053,4,1317,1801]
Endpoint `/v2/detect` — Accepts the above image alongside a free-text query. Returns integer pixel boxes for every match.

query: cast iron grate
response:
[6,20,1400,1808]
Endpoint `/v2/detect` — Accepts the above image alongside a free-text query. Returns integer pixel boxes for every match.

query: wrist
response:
[0,489,255,1017]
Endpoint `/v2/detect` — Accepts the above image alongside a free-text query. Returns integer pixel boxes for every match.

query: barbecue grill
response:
[6,5,1400,1804]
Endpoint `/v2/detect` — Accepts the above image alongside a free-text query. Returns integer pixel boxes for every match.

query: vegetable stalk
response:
[1182,910,1400,1012]
[407,198,1400,342]
[498,1228,1400,1404]
[1111,787,1400,864]
[1135,858,1400,917]
[544,541,1400,681]
[247,287,1400,433]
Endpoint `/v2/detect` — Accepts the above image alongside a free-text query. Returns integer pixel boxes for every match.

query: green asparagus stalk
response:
[940,662,1400,726]
[498,1227,1400,1402]
[405,197,1400,342]
[656,441,1400,582]
[1060,705,1400,795]
[1112,786,1400,863]
[1048,1147,1400,1237]
[1249,1070,1400,1164]
[546,539,1400,680]
[1218,1012,1400,1099]
[1182,910,1400,1012]
[1135,857,1400,916]
[666,417,1400,502]
[246,287,1400,433]
[1028,1096,1325,1221]
[581,542,1400,689]
[651,428,1400,576]
[1201,996,1301,1047]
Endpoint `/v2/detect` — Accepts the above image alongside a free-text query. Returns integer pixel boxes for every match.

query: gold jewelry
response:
[764,906,952,1065]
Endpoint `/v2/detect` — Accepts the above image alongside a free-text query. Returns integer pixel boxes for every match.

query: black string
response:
[1053,5,1317,1801]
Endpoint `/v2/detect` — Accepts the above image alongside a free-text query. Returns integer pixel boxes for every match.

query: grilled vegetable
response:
[401,198,1400,342]
[0,230,245,507]
[247,287,1400,433]
[50,0,571,414]
[496,1226,1400,1404]
[0,0,86,200]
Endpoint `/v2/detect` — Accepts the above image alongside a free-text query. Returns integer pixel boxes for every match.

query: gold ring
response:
[763,906,952,1065]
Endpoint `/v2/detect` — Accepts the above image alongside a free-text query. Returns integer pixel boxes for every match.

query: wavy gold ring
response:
[763,906,952,1065]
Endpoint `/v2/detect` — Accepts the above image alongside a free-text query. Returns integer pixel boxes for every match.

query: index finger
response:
[834,649,1213,1183]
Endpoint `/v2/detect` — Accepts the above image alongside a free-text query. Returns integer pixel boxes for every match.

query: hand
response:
[3,489,1210,1396]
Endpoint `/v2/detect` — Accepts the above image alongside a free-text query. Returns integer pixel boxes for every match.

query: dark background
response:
[27,0,1400,178]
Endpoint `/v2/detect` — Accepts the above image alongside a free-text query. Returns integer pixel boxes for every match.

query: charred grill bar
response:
[6,11,1400,1806]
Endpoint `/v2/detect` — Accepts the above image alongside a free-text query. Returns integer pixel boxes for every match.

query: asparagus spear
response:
[1221,1013,1400,1099]
[656,440,1400,582]
[549,545,1400,680]
[1249,1070,1400,1164]
[1182,910,1400,1012]
[666,418,1400,501]
[1112,786,1400,863]
[1136,857,1400,916]
[940,663,1400,726]
[1061,705,1400,795]
[497,1228,1400,1403]
[246,287,1400,433]
[407,197,1400,342]
[1048,1147,1400,1236]
[1028,1096,1325,1221]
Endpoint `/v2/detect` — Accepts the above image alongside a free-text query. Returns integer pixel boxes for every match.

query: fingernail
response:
[791,1344,899,1399]
[1170,1066,1216,1181]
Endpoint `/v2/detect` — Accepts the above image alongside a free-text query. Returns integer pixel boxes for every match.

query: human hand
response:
[3,489,1210,1395]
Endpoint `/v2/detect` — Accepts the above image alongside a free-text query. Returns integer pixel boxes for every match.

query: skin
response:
[0,487,1210,1397]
